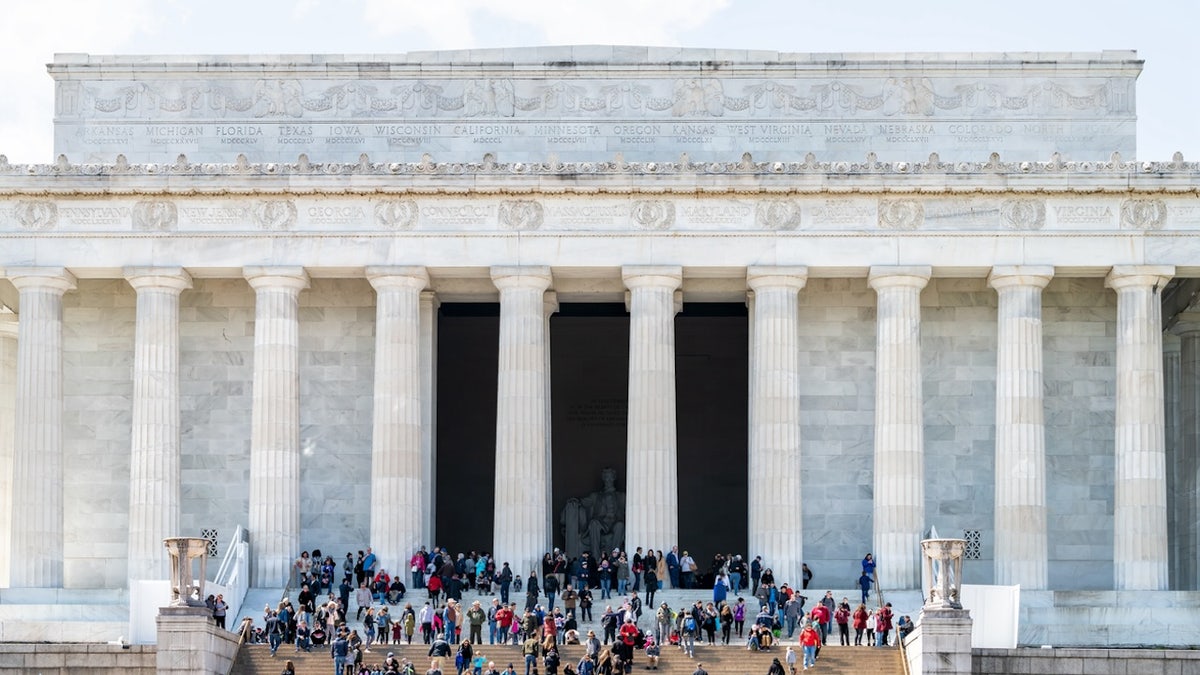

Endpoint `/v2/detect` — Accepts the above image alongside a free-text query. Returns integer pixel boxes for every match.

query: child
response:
[473,653,487,675]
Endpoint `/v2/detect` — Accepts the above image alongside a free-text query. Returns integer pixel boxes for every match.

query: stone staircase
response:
[233,641,903,675]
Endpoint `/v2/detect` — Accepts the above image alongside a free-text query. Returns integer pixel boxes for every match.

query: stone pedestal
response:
[367,267,429,570]
[245,266,309,588]
[915,538,973,675]
[7,267,76,588]
[870,266,931,590]
[491,266,553,574]
[156,606,240,674]
[1106,265,1173,590]
[623,266,683,554]
[126,268,192,582]
[746,267,807,585]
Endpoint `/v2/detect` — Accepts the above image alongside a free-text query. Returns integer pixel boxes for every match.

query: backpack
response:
[683,616,696,632]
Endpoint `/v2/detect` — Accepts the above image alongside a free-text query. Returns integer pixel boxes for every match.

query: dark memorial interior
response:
[436,302,748,566]
[435,304,499,555]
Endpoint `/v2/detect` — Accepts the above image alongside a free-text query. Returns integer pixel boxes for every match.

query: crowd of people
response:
[243,544,905,675]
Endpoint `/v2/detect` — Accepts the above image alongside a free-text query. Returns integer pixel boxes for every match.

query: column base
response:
[910,608,973,675]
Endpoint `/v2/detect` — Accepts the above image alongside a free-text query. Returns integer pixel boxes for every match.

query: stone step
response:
[233,642,903,675]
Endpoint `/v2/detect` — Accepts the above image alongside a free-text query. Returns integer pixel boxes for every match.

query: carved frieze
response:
[631,200,675,230]
[755,200,803,230]
[252,200,298,231]
[1119,198,1167,230]
[1000,199,1046,230]
[132,200,178,232]
[69,76,1118,121]
[877,199,924,230]
[14,200,58,231]
[374,199,419,230]
[498,200,544,231]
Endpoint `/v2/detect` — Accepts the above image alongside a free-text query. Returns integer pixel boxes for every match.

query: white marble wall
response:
[0,315,16,588]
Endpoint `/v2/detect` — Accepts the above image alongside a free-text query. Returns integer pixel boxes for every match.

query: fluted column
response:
[0,313,17,588]
[491,266,553,574]
[746,267,807,585]
[419,290,439,546]
[623,266,683,554]
[368,267,429,571]
[245,266,309,587]
[1106,265,1173,590]
[869,266,930,591]
[988,266,1053,589]
[7,267,76,587]
[544,292,559,546]
[125,267,192,581]
[1170,314,1200,590]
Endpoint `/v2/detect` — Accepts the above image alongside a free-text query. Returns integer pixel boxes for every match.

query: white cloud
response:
[0,0,159,162]
[363,0,731,48]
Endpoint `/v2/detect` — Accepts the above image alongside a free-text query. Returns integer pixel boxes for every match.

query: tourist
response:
[281,658,296,675]
[526,573,540,611]
[679,551,696,589]
[521,631,541,675]
[852,604,868,646]
[332,630,351,675]
[666,548,681,589]
[678,606,697,657]
[213,593,229,629]
[801,564,812,590]
[719,603,734,645]
[876,603,893,647]
[455,640,473,675]
[861,554,876,580]
[712,573,729,605]
[766,656,785,675]
[692,664,707,675]
[644,634,660,670]
[819,592,836,643]
[428,659,444,675]
[783,595,802,638]
[799,622,820,670]
[499,563,514,605]
[865,610,876,646]
[728,556,745,593]
[750,557,763,596]
[857,571,873,605]
[467,600,487,644]
[733,598,746,637]
[702,603,718,645]
[835,604,850,646]
[784,647,797,675]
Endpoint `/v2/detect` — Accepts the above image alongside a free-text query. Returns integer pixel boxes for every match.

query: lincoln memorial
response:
[0,47,1198,651]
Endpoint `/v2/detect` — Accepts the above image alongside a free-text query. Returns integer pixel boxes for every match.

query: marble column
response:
[419,290,440,547]
[869,266,930,591]
[1106,265,1173,591]
[6,267,76,588]
[245,266,309,588]
[746,267,808,585]
[544,292,559,546]
[367,267,429,571]
[623,266,683,554]
[1170,315,1200,590]
[0,313,17,588]
[491,266,553,575]
[988,266,1053,589]
[125,267,193,582]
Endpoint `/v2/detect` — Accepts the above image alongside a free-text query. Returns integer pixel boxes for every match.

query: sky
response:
[0,0,1196,163]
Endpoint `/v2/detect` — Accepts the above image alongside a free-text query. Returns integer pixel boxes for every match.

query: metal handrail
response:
[213,525,247,586]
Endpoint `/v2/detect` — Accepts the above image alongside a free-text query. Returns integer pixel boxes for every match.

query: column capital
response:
[622,265,683,290]
[124,267,193,293]
[544,291,559,315]
[491,266,553,291]
[1171,312,1200,338]
[244,266,310,292]
[5,267,76,294]
[1105,265,1174,291]
[868,266,931,291]
[987,266,1054,291]
[746,266,809,292]
[367,266,429,292]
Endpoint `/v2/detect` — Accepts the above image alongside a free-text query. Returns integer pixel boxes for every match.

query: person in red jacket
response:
[875,603,893,647]
[851,604,869,646]
[798,622,820,670]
